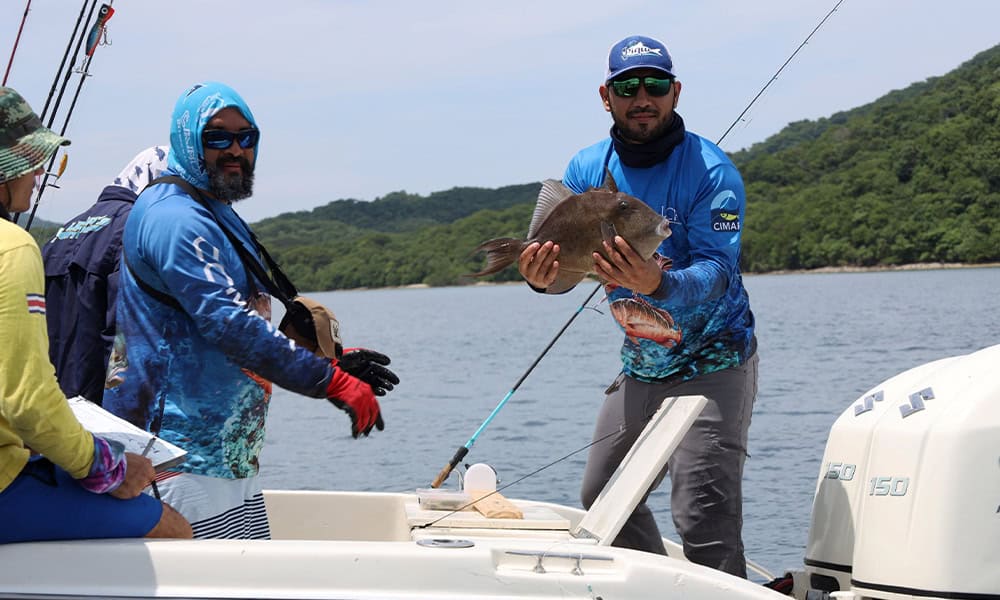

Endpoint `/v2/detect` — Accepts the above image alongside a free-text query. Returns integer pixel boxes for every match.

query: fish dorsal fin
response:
[600,169,619,193]
[529,179,575,239]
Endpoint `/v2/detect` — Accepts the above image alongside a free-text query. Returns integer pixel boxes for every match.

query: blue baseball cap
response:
[605,35,675,82]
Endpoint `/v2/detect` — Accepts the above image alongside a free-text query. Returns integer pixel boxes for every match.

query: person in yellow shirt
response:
[0,86,190,542]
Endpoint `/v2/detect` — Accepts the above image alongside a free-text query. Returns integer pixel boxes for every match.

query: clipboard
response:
[68,397,187,471]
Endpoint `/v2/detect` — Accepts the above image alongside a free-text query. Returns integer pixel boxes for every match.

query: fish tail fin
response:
[468,238,523,277]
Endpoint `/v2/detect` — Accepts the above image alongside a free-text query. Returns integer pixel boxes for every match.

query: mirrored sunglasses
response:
[610,76,675,98]
[202,128,260,150]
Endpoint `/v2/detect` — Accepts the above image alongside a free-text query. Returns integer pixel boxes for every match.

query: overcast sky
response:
[4,0,998,224]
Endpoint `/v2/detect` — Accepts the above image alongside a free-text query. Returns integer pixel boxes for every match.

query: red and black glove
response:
[326,349,398,437]
[326,368,384,438]
[334,348,399,396]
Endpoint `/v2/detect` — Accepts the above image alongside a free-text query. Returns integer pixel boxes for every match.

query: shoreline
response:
[329,262,1000,293]
[747,262,1000,276]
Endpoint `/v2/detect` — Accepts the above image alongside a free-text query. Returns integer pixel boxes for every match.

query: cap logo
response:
[622,41,663,60]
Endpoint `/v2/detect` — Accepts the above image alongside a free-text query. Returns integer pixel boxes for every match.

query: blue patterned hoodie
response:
[103,82,333,478]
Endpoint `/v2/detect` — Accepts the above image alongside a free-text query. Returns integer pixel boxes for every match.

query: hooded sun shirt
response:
[103,82,333,479]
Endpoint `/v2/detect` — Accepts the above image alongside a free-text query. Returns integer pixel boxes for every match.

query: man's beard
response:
[207,156,254,202]
[612,109,673,144]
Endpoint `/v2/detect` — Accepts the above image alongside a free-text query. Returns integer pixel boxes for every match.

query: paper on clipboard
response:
[68,397,187,471]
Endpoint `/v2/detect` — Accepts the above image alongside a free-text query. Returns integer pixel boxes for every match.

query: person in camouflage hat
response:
[0,86,192,542]
[0,86,70,216]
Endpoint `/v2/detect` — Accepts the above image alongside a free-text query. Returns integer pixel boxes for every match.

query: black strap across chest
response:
[126,176,300,311]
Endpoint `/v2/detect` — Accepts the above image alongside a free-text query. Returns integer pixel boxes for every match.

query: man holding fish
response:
[518,36,758,578]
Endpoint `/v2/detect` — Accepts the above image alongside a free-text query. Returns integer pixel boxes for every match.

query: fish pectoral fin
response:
[600,220,619,245]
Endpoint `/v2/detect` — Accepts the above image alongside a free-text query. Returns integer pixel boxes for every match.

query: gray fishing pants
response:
[580,352,758,578]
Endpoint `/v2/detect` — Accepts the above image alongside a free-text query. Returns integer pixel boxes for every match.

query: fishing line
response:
[419,395,773,579]
[418,421,625,528]
[716,0,846,146]
[429,0,846,487]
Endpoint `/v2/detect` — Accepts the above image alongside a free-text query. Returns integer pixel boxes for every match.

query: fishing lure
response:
[85,3,114,57]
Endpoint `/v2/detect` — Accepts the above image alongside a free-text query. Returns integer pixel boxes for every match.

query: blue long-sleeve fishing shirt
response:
[103,177,333,478]
[563,131,756,383]
[102,82,333,478]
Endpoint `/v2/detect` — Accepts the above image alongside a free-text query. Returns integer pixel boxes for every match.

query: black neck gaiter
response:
[611,113,686,168]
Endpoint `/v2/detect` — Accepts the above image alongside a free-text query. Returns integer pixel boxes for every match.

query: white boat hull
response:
[0,489,781,599]
[0,395,786,599]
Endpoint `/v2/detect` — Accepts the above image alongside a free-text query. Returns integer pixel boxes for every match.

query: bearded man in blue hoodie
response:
[103,82,399,539]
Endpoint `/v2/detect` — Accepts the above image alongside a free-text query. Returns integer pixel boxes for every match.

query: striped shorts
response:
[151,472,270,539]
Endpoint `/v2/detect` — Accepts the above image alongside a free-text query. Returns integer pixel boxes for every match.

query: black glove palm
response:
[335,348,399,397]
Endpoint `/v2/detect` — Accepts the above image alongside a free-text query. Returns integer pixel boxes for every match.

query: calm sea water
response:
[258,267,1000,578]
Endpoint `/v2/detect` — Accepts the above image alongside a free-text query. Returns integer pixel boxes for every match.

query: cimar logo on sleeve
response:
[710,190,741,232]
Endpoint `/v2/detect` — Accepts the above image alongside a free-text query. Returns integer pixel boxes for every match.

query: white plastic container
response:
[463,463,498,493]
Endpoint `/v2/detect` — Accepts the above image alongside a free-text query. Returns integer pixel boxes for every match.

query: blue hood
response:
[167,81,259,190]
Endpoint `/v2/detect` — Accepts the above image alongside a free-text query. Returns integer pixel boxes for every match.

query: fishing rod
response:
[429,283,603,487]
[40,0,92,124]
[2,0,32,86]
[429,1,846,489]
[13,0,95,227]
[21,1,115,231]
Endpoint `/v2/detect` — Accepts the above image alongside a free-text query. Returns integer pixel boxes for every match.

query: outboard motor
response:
[797,344,1000,600]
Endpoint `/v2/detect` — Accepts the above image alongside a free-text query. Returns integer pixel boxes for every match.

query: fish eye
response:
[618,200,630,211]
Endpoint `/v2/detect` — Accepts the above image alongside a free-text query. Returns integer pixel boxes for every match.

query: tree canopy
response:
[27,44,1000,291]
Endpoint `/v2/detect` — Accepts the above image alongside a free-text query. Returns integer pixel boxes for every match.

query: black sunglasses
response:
[202,128,260,150]
[610,76,675,98]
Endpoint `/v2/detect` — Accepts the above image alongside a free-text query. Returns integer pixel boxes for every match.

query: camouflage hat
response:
[0,87,70,184]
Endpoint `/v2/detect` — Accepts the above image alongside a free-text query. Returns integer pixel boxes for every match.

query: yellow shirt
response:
[0,218,94,492]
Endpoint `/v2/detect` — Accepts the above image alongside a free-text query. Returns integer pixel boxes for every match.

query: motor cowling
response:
[803,344,1000,599]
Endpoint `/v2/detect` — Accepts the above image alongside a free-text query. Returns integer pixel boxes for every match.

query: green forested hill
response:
[732,44,1000,271]
[252,43,1000,291]
[256,185,539,290]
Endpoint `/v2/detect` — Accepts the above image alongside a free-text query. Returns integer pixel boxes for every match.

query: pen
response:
[140,437,162,500]
[140,437,156,457]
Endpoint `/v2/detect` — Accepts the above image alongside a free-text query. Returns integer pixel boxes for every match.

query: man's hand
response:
[334,348,399,396]
[326,368,384,438]
[108,453,155,499]
[594,235,663,295]
[518,241,560,289]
